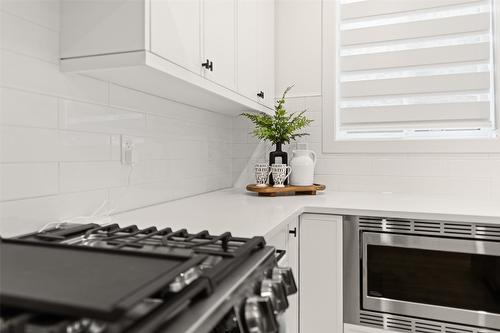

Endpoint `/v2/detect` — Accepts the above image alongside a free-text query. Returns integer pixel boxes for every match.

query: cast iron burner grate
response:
[32,223,263,258]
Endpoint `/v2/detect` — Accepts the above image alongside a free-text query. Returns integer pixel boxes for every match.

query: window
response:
[322,0,500,153]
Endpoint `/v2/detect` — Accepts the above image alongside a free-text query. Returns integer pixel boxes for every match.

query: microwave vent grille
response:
[445,328,474,333]
[359,217,500,240]
[359,312,411,332]
[475,224,500,239]
[415,322,442,333]
[413,221,441,233]
[443,223,473,237]
[359,217,412,232]
[359,312,384,327]
[359,311,499,333]
[384,218,412,231]
[359,217,384,230]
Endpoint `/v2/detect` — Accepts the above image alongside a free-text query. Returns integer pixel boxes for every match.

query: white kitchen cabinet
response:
[286,218,299,333]
[237,0,275,108]
[300,214,343,333]
[256,0,275,109]
[203,0,236,89]
[237,0,259,101]
[265,218,299,333]
[344,323,400,333]
[60,0,273,115]
[150,0,202,74]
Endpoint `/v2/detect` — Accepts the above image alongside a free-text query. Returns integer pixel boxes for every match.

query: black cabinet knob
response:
[257,91,265,99]
[289,227,297,237]
[202,59,213,71]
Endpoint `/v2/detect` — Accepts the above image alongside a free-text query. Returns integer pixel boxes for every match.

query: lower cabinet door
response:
[284,219,299,333]
[300,214,343,333]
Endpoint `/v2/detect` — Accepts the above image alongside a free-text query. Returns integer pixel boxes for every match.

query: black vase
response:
[269,142,288,185]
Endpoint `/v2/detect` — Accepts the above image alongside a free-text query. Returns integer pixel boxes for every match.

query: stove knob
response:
[272,267,297,295]
[244,296,279,333]
[260,278,289,313]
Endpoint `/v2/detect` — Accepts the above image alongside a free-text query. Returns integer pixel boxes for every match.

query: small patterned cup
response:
[254,163,271,187]
[271,163,292,188]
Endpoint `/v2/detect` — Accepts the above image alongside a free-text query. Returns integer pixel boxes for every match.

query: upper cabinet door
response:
[237,0,259,102]
[150,0,202,74]
[257,0,275,109]
[203,0,236,90]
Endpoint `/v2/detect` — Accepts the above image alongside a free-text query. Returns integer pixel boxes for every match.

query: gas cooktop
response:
[0,222,295,333]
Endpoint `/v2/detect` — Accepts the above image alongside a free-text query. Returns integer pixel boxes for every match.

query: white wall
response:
[233,0,500,200]
[0,0,233,236]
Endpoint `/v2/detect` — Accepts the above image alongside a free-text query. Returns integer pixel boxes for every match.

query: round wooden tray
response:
[246,183,326,197]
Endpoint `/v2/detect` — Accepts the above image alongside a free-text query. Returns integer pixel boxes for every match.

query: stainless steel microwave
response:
[343,216,500,332]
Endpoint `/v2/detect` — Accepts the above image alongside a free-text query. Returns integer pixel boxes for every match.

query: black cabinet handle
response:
[257,91,265,99]
[289,227,297,237]
[202,59,213,71]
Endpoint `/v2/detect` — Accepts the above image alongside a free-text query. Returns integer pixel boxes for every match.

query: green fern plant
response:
[241,85,313,145]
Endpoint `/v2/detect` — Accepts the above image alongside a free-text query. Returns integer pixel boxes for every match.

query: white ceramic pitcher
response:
[289,148,316,186]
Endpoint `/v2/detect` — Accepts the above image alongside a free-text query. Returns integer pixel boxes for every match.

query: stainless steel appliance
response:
[0,223,297,333]
[344,216,500,332]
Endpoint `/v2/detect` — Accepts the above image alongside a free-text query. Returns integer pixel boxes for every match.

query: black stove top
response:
[0,223,268,333]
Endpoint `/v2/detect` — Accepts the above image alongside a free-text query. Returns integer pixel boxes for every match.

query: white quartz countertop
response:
[113,189,500,238]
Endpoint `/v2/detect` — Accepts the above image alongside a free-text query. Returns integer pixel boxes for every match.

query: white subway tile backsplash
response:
[207,157,232,177]
[59,99,146,135]
[316,158,371,176]
[0,87,58,128]
[170,159,207,179]
[232,130,249,145]
[207,175,232,192]
[446,177,492,199]
[402,158,449,177]
[171,176,208,198]
[59,161,131,192]
[1,11,59,63]
[0,189,108,237]
[492,159,500,180]
[0,126,114,163]
[0,163,58,200]
[232,116,250,129]
[108,181,174,213]
[1,0,60,31]
[491,178,500,198]
[130,160,171,185]
[371,158,404,176]
[0,4,233,236]
[1,50,108,104]
[59,131,114,162]
[169,140,208,160]
[109,84,199,121]
[126,136,170,161]
[232,143,258,159]
[449,158,494,178]
[304,96,321,113]
[304,125,321,143]
[0,126,60,162]
[305,111,321,125]
[282,96,305,112]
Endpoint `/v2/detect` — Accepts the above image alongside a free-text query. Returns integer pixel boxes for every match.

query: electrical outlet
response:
[121,135,135,165]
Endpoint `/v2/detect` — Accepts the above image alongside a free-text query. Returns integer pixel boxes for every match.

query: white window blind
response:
[337,0,496,139]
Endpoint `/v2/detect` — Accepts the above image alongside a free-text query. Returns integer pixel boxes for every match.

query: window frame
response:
[321,0,500,153]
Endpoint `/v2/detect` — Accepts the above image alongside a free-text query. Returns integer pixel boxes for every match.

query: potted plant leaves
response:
[241,85,313,184]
